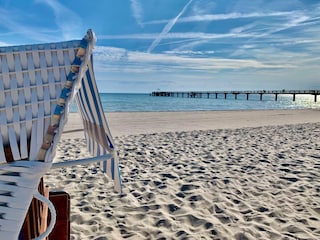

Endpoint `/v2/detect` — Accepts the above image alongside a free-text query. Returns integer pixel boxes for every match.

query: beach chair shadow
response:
[0,29,121,239]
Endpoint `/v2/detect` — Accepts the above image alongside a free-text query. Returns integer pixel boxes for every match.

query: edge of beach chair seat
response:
[47,191,71,240]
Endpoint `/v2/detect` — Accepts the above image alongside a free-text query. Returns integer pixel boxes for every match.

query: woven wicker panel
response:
[0,41,81,163]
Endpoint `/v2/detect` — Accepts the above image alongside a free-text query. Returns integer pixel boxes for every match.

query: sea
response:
[70,93,320,112]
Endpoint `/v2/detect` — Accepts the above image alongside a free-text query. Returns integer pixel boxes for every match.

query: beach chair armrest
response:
[51,154,114,169]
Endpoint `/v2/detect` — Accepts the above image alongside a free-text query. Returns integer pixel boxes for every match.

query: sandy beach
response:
[45,109,320,239]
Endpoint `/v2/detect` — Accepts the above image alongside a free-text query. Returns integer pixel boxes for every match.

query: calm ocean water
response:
[70,93,320,112]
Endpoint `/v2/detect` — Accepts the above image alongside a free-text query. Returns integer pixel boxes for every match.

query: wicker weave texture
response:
[0,160,51,239]
[0,41,81,163]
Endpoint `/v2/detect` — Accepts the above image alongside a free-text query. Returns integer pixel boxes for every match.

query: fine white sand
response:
[45,109,320,240]
[62,109,320,138]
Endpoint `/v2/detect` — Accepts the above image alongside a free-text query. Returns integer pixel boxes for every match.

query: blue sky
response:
[1,0,319,93]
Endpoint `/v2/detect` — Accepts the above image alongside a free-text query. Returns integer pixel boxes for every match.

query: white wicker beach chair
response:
[0,29,121,240]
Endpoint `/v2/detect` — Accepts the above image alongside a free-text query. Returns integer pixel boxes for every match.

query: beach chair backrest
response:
[0,38,84,163]
[0,29,121,239]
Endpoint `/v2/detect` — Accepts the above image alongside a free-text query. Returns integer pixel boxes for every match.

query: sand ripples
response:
[46,123,320,239]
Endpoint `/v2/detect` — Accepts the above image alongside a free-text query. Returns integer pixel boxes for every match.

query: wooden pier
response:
[151,90,320,102]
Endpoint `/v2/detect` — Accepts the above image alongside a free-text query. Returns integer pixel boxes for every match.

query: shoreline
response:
[63,109,320,138]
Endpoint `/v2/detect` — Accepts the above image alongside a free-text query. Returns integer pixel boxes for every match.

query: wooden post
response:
[246,93,249,100]
[235,94,238,100]
[293,94,296,101]
[224,93,227,99]
[215,93,218,99]
[259,93,263,101]
[275,93,278,101]
[315,94,318,102]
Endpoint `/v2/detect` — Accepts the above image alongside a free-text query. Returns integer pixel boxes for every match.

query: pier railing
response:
[151,90,320,102]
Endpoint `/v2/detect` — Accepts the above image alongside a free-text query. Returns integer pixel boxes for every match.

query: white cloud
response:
[145,11,296,25]
[252,14,310,38]
[96,1,320,91]
[0,41,10,46]
[94,46,128,62]
[98,32,251,40]
[231,23,258,34]
[147,0,193,53]
[191,0,216,16]
[130,0,144,27]
[93,45,292,75]
[164,50,215,56]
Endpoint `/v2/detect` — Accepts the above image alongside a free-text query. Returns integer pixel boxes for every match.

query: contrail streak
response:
[147,0,193,53]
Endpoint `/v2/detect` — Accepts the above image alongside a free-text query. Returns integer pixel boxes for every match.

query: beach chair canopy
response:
[0,29,121,239]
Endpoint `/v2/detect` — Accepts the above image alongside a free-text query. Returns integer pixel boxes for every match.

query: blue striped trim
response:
[54,105,64,115]
[85,59,115,150]
[86,70,114,149]
[76,90,89,121]
[111,158,115,179]
[107,135,114,149]
[76,69,115,150]
[79,76,95,123]
[72,56,81,66]
[84,68,103,125]
[67,72,76,81]
[80,38,88,48]
[60,87,71,99]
